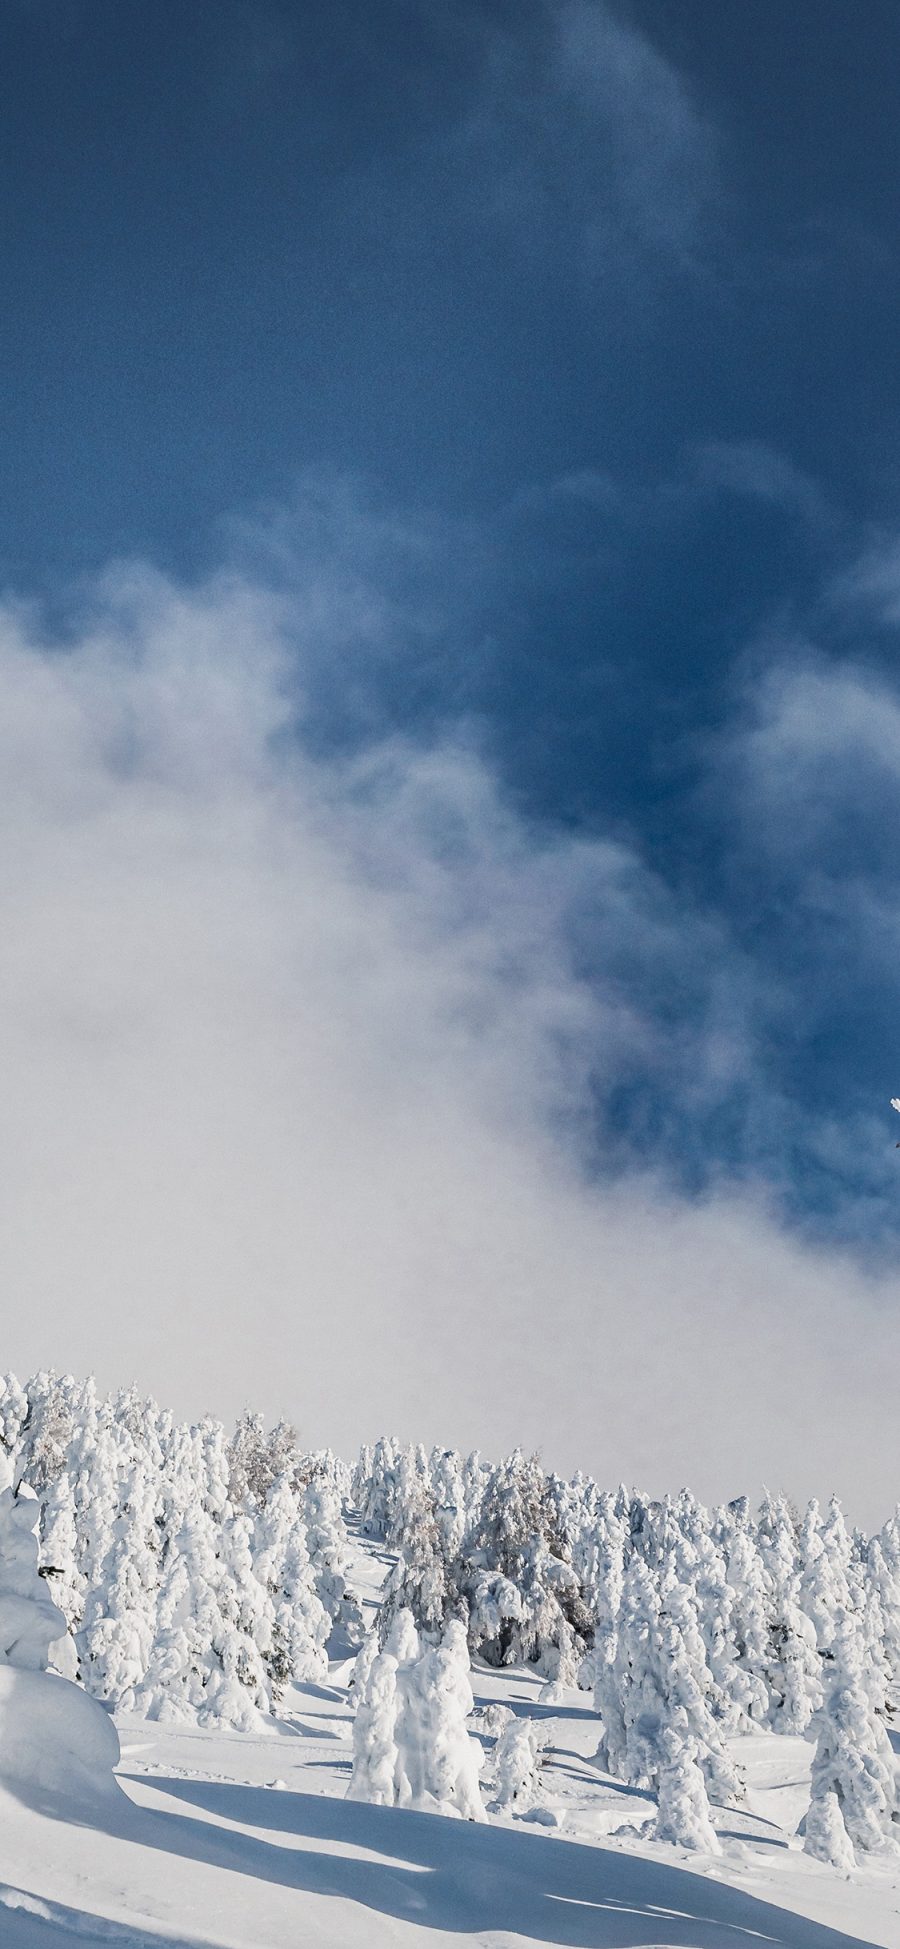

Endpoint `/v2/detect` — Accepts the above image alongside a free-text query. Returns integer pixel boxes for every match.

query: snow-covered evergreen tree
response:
[491,1715,547,1813]
[349,1629,380,1711]
[303,1466,363,1645]
[346,1646,399,1806]
[39,1471,83,1645]
[799,1499,854,1658]
[0,1443,122,1809]
[803,1608,897,1871]
[386,1445,432,1550]
[757,1493,821,1733]
[393,1619,485,1820]
[722,1518,773,1727]
[0,1452,68,1670]
[227,1411,298,1509]
[0,1371,30,1460]
[254,1470,330,1690]
[355,1436,401,1539]
[866,1514,900,1714]
[79,1461,159,1709]
[597,1555,738,1827]
[380,1520,448,1644]
[654,1715,721,1853]
[430,1447,466,1560]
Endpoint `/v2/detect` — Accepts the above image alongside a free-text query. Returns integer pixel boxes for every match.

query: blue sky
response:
[3,2,900,1493]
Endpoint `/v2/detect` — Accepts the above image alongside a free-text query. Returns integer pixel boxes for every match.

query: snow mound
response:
[0,1667,120,1811]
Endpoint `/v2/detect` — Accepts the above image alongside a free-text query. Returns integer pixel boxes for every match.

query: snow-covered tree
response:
[757,1493,821,1733]
[464,1454,592,1671]
[654,1715,721,1853]
[491,1715,547,1813]
[0,1372,29,1460]
[722,1519,773,1727]
[803,1608,897,1871]
[799,1499,855,1658]
[17,1371,77,1495]
[346,1646,400,1806]
[354,1437,401,1539]
[597,1555,738,1826]
[866,1515,900,1713]
[348,1611,484,1819]
[303,1466,363,1645]
[386,1446,432,1551]
[78,1461,159,1709]
[349,1629,380,1711]
[227,1411,299,1509]
[0,1453,68,1670]
[0,1445,122,1811]
[430,1447,466,1560]
[254,1471,329,1690]
[393,1619,485,1819]
[347,1607,418,1806]
[39,1471,83,1644]
[470,1450,550,1574]
[380,1521,449,1644]
[133,1500,271,1731]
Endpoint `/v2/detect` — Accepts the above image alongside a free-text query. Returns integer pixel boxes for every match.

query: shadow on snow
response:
[111,1774,880,1949]
[0,1882,202,1949]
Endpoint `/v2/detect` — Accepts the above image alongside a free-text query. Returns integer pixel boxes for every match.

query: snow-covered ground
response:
[0,1526,897,1949]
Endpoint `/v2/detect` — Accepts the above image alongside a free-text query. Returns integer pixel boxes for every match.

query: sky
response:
[2,2,900,1520]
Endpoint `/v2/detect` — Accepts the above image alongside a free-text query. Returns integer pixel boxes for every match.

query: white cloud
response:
[691,439,830,526]
[719,653,900,862]
[556,0,716,255]
[0,561,897,1526]
[451,0,717,270]
[547,467,619,507]
[833,533,900,624]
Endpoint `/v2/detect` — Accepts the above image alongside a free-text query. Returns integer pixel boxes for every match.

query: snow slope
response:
[0,1526,896,1949]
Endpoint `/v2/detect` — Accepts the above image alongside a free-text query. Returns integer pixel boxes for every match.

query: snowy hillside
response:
[0,1372,899,1946]
[0,1521,896,1949]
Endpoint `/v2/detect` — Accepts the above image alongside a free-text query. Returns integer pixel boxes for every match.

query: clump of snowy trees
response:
[0,1371,362,1732]
[367,1443,592,1682]
[352,1439,900,1863]
[4,1373,899,1867]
